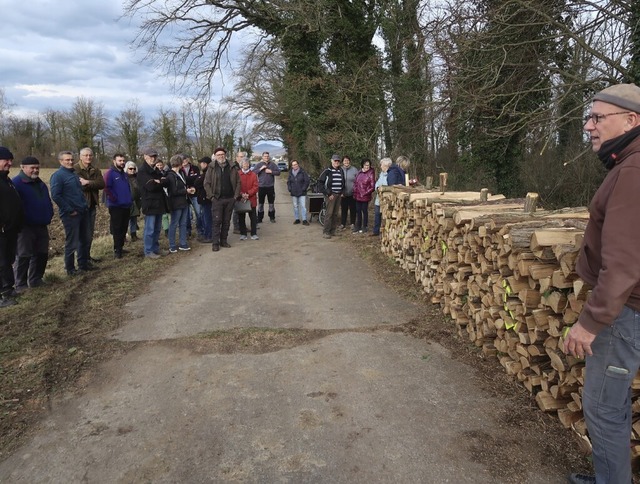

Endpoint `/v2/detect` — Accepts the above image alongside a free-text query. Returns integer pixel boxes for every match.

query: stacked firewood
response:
[378,185,640,456]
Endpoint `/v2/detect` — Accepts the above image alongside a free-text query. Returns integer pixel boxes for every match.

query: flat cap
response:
[593,83,640,113]
[142,147,159,156]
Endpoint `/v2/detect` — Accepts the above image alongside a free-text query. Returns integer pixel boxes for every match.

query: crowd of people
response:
[0,145,409,308]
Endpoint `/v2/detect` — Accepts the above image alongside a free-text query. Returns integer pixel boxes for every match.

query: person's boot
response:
[130,233,138,242]
[14,256,30,292]
[0,291,17,308]
[257,212,264,223]
[268,210,276,222]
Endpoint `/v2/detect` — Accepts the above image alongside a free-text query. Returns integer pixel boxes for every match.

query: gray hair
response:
[380,157,392,169]
[124,161,137,172]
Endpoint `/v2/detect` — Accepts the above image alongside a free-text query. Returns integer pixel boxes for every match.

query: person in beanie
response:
[103,153,133,258]
[12,156,54,292]
[564,83,640,484]
[204,147,240,251]
[0,147,24,307]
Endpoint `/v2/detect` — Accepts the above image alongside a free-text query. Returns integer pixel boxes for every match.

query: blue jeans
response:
[169,207,189,250]
[143,214,163,256]
[200,201,212,239]
[372,204,382,235]
[61,211,90,271]
[584,305,640,484]
[129,216,138,236]
[292,195,307,221]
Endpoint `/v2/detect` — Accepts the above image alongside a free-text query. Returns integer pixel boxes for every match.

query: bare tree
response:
[115,101,146,161]
[66,97,108,162]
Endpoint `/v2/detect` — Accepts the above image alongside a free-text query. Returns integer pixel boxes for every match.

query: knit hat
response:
[213,146,226,155]
[0,146,14,160]
[593,84,640,113]
[21,156,40,165]
[198,156,212,165]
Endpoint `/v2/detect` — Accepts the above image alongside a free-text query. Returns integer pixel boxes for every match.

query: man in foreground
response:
[0,147,24,307]
[564,83,640,484]
[13,156,54,291]
[50,151,92,275]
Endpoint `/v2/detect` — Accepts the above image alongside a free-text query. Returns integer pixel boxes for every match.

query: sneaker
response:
[339,224,345,230]
[178,246,191,251]
[352,227,359,233]
[323,234,332,239]
[568,474,595,484]
[251,235,259,240]
[359,230,364,233]
[293,220,300,225]
[270,218,276,223]
[145,253,161,259]
[302,220,309,226]
[169,248,178,253]
[240,235,247,241]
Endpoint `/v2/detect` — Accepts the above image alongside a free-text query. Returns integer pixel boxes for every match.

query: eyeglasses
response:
[583,111,632,125]
[127,168,136,171]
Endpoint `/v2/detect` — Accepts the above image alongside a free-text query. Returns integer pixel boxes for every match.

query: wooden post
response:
[439,172,448,194]
[524,192,539,214]
[480,188,489,202]
[425,176,433,190]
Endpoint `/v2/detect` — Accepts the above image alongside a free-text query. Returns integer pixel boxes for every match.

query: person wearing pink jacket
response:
[351,159,375,233]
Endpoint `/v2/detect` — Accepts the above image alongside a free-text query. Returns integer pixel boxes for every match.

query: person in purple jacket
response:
[103,153,133,259]
[12,156,53,292]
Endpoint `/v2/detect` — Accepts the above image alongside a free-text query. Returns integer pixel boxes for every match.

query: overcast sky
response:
[1,0,239,120]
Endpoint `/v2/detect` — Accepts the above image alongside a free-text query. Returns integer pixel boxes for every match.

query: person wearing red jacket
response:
[238,158,259,240]
[352,159,376,233]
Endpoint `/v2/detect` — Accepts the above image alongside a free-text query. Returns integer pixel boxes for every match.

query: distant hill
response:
[252,142,286,158]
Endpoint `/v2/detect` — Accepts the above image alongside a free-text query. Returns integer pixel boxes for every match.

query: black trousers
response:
[341,195,357,226]
[257,186,276,220]
[0,230,18,296]
[238,208,257,236]
[109,206,131,254]
[15,224,49,288]
[212,197,235,243]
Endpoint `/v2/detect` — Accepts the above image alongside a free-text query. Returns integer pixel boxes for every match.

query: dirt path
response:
[0,178,573,483]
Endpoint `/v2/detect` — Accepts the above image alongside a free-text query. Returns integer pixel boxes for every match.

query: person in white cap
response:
[564,83,640,484]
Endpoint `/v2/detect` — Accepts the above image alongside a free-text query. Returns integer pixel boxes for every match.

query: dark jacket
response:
[204,161,241,200]
[0,171,24,232]
[104,167,133,209]
[137,160,168,215]
[386,163,406,186]
[287,168,310,197]
[318,166,345,196]
[193,166,209,205]
[576,133,640,335]
[181,163,200,198]
[74,161,105,208]
[253,161,281,187]
[128,175,141,217]
[12,171,53,226]
[353,169,376,202]
[166,170,190,211]
[50,166,89,217]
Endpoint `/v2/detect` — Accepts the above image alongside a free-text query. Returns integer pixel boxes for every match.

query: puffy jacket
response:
[387,163,406,186]
[287,168,310,197]
[104,167,133,209]
[50,166,89,217]
[239,169,259,207]
[353,169,376,202]
[12,171,53,226]
[137,160,168,215]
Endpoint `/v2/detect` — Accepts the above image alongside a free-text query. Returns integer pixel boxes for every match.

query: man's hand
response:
[79,178,90,186]
[329,194,334,200]
[563,321,596,358]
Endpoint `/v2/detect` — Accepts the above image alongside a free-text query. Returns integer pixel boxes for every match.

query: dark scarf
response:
[598,125,640,170]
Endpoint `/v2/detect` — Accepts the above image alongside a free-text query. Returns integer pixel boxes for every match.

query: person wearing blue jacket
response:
[12,156,54,291]
[50,151,92,275]
[386,155,410,186]
[104,153,133,259]
[286,159,311,225]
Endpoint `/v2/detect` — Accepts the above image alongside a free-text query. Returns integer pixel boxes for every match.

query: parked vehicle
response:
[277,161,288,172]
